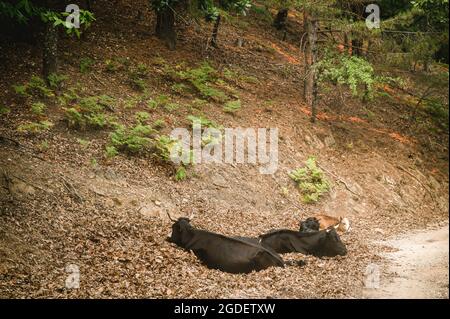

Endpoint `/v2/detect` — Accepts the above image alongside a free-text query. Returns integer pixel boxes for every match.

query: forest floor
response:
[0,2,448,298]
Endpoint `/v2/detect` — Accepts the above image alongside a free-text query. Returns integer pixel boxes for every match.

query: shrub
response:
[187,115,218,128]
[0,105,10,115]
[109,124,156,153]
[223,100,241,113]
[175,166,187,181]
[153,135,178,162]
[104,59,120,72]
[13,76,53,98]
[17,120,53,134]
[80,57,94,73]
[64,95,113,129]
[31,102,46,115]
[12,84,28,97]
[152,119,166,130]
[47,73,68,90]
[28,76,54,97]
[289,157,330,203]
[135,111,151,123]
[105,145,119,158]
[170,62,227,101]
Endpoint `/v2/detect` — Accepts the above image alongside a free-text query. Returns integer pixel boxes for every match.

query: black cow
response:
[168,218,285,274]
[239,228,347,257]
[299,217,320,233]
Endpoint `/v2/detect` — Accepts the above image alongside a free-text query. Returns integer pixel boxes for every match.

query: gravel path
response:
[364,224,449,299]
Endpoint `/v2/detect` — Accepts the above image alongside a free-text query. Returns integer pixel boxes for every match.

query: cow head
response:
[338,217,351,233]
[168,217,194,248]
[299,217,320,233]
[317,228,347,257]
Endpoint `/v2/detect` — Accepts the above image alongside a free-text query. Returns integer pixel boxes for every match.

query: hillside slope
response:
[0,2,448,298]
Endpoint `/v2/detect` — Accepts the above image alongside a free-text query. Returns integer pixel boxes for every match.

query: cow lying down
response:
[237,227,347,257]
[300,215,351,233]
[168,217,286,274]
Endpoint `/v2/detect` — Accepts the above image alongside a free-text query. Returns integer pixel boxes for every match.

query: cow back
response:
[185,230,285,274]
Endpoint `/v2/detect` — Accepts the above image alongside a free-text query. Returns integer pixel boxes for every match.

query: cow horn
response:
[166,211,177,222]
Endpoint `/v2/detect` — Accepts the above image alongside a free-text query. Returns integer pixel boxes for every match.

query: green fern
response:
[289,157,330,204]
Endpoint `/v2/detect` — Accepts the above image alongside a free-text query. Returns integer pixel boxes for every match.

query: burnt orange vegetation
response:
[270,42,301,65]
[299,106,414,145]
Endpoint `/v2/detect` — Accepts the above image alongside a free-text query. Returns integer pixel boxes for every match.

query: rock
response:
[324,134,336,147]
[211,173,228,188]
[428,175,440,190]
[139,206,163,219]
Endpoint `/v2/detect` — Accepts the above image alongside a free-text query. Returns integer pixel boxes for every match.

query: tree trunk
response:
[352,38,362,56]
[273,8,288,30]
[303,16,318,114]
[308,19,319,123]
[210,14,221,48]
[43,21,58,81]
[155,7,176,50]
[344,32,352,56]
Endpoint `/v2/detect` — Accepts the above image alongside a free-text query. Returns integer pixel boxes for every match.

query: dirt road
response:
[364,224,449,299]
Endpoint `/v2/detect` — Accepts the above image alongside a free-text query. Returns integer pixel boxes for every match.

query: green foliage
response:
[0,1,95,37]
[105,145,119,158]
[187,115,218,128]
[77,138,90,147]
[104,59,120,72]
[169,62,227,101]
[80,57,94,73]
[29,75,54,97]
[47,73,67,90]
[31,102,46,115]
[175,166,187,181]
[12,84,28,97]
[317,54,376,100]
[128,63,149,91]
[153,135,180,162]
[58,87,80,106]
[0,104,10,115]
[191,98,208,109]
[289,157,330,203]
[171,83,189,94]
[110,124,156,153]
[223,99,241,113]
[64,95,114,129]
[135,111,151,123]
[38,140,49,152]
[164,102,180,112]
[424,98,449,130]
[17,120,53,134]
[13,75,54,98]
[152,119,166,130]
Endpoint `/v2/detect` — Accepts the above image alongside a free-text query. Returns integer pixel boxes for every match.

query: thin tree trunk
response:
[344,32,352,56]
[303,13,311,104]
[304,17,319,115]
[308,19,319,123]
[43,21,58,81]
[273,8,288,30]
[155,7,176,50]
[210,14,221,48]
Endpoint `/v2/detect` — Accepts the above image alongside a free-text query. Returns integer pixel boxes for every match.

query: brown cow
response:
[300,215,351,233]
